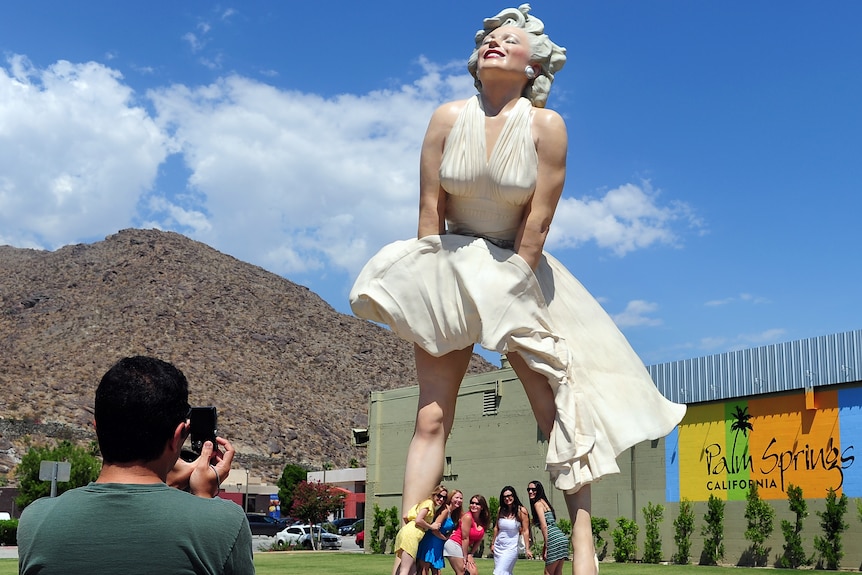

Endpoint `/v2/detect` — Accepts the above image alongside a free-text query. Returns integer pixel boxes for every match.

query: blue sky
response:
[1,1,859,366]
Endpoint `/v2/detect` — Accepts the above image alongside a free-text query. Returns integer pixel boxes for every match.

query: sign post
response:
[38,461,72,497]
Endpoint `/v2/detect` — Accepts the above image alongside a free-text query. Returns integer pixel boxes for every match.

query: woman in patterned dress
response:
[528,481,568,575]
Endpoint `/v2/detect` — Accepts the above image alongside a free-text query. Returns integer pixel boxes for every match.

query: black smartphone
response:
[188,406,218,453]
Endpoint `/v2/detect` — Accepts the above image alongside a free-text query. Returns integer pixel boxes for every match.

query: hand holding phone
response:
[189,406,218,453]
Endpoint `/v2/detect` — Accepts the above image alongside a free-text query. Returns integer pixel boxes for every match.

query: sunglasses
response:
[503,493,514,498]
[469,500,480,505]
[435,493,447,500]
[527,487,537,492]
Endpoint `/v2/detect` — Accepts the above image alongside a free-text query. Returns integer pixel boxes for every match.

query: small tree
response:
[276,463,308,514]
[557,518,573,557]
[779,483,811,568]
[813,488,848,570]
[611,517,638,563]
[289,481,345,549]
[384,506,400,553]
[673,498,695,565]
[643,502,664,564]
[485,496,500,556]
[700,494,725,565]
[15,440,101,509]
[370,504,386,554]
[743,483,775,566]
[591,516,610,561]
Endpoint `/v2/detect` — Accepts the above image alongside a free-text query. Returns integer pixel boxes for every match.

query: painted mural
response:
[665,384,862,501]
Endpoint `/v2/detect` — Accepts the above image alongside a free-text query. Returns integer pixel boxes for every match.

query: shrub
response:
[556,517,572,536]
[813,488,848,570]
[611,517,638,563]
[15,440,101,509]
[672,498,694,565]
[643,502,664,564]
[743,482,775,566]
[557,518,573,556]
[529,526,544,559]
[384,506,400,553]
[699,494,725,565]
[0,519,17,546]
[267,540,307,552]
[591,516,609,560]
[369,504,386,554]
[485,496,499,557]
[276,463,308,513]
[778,484,811,568]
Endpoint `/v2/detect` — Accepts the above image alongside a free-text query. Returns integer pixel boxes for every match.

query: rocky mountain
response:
[0,229,497,482]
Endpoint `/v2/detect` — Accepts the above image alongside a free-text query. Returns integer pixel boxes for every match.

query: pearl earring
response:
[525,66,536,80]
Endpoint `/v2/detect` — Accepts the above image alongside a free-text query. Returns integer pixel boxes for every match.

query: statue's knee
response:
[415,406,446,439]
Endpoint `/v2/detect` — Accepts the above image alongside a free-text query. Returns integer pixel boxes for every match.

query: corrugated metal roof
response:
[648,329,862,404]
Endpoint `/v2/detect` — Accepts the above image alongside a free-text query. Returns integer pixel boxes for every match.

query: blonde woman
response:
[418,490,462,575]
[393,485,447,575]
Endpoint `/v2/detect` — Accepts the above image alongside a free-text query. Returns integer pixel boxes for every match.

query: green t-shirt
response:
[18,482,254,574]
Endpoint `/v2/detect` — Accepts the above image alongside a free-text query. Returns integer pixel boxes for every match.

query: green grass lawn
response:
[0,553,815,574]
[252,553,815,574]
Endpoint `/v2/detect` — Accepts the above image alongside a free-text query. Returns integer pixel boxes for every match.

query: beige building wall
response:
[365,366,862,567]
[366,369,549,516]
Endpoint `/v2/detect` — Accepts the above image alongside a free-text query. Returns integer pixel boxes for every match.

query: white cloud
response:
[146,61,473,276]
[0,55,169,249]
[733,328,787,348]
[182,33,204,53]
[698,328,786,352]
[705,293,770,307]
[0,53,700,293]
[144,197,212,236]
[548,181,703,256]
[612,300,662,328]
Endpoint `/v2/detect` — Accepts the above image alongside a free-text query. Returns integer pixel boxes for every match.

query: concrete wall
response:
[365,370,549,516]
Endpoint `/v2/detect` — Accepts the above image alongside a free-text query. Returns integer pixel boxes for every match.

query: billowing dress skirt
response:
[349,96,685,494]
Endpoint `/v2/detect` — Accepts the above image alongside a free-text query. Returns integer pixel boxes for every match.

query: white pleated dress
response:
[350,96,686,494]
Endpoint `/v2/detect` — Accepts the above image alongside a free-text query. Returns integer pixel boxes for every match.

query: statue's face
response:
[477,25,533,79]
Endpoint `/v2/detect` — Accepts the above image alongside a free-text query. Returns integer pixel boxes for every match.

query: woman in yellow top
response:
[392,485,448,575]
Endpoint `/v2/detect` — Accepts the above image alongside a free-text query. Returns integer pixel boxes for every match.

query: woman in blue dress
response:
[417,490,462,575]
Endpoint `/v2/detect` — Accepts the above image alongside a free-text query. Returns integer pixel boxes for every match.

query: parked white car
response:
[276,525,341,550]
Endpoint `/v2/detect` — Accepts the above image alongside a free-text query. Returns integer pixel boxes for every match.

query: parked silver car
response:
[276,525,341,550]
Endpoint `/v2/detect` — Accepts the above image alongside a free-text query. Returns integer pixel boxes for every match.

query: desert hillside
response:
[0,229,497,482]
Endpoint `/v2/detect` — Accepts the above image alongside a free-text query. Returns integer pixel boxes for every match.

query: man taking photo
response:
[18,356,254,574]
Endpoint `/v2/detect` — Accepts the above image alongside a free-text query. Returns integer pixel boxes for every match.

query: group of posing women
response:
[392,481,568,575]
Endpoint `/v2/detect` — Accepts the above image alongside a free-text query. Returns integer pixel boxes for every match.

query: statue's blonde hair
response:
[467,4,567,108]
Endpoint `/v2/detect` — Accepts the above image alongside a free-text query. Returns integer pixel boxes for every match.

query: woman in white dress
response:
[350,6,686,573]
[491,486,531,575]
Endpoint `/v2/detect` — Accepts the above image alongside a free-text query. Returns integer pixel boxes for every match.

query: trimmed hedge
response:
[0,519,18,546]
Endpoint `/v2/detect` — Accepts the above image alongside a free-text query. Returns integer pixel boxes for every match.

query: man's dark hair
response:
[95,356,191,463]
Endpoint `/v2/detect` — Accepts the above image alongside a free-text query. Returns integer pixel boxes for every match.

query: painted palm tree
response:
[730,405,753,473]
